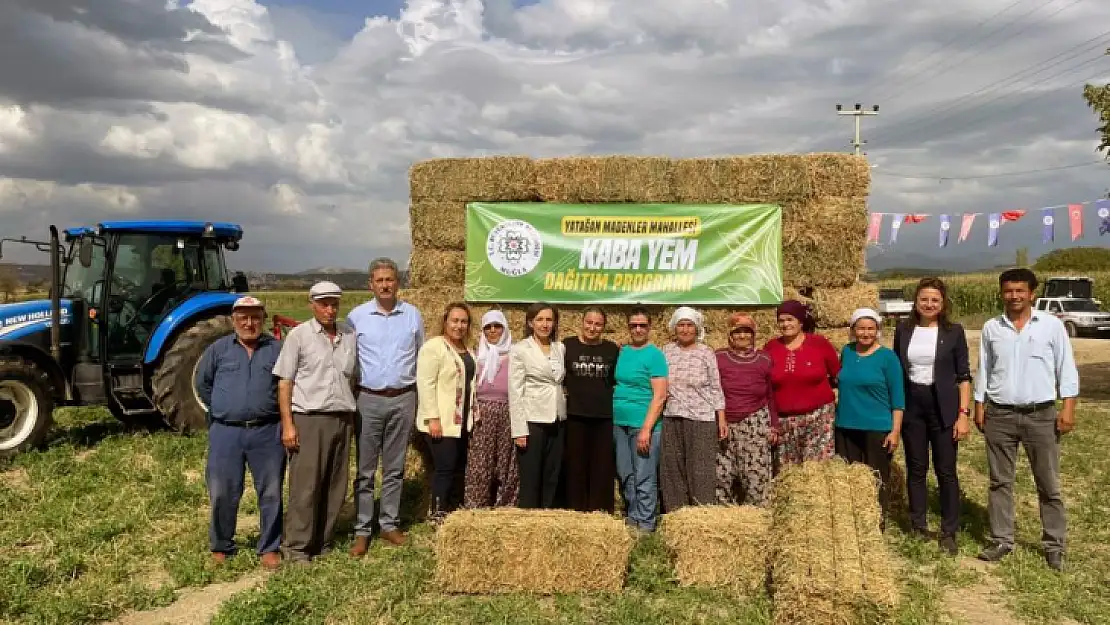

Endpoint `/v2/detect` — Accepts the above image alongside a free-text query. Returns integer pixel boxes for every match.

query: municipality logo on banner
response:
[465,202,783,305]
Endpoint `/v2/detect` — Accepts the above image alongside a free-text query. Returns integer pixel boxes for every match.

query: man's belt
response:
[359,384,415,398]
[988,399,1055,414]
[210,416,280,428]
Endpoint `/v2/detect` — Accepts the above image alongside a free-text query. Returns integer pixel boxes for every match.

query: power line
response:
[872,160,1104,180]
[853,0,1030,102]
[865,31,1110,144]
[874,0,1083,104]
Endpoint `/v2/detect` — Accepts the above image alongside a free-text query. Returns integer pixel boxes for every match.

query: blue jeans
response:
[206,421,286,555]
[613,424,662,531]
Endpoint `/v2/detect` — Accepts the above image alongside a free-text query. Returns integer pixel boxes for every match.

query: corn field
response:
[878,271,1110,320]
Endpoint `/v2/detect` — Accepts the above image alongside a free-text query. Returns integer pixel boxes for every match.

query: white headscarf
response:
[668,306,706,342]
[477,310,512,385]
[849,307,883,340]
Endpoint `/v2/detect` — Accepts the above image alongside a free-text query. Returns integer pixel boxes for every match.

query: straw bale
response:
[533,156,676,203]
[658,505,770,595]
[805,153,871,198]
[410,156,537,202]
[887,461,907,521]
[433,508,635,594]
[402,438,433,523]
[810,283,880,329]
[782,197,869,288]
[769,459,900,625]
[407,249,466,288]
[410,200,466,251]
[672,155,813,203]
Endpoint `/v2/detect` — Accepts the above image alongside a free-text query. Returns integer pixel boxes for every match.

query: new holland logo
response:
[486,219,543,277]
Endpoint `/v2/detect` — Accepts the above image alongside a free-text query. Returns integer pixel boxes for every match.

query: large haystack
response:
[433,509,635,594]
[406,154,871,348]
[769,459,900,625]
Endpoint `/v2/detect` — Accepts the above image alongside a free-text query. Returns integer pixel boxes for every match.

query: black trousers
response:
[901,383,961,537]
[564,415,617,513]
[424,432,468,512]
[835,427,892,526]
[517,421,565,509]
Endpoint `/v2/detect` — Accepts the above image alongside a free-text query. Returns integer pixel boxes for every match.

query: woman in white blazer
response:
[509,302,567,509]
[416,302,478,522]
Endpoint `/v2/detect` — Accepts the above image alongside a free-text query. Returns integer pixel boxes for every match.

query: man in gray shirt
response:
[273,281,359,563]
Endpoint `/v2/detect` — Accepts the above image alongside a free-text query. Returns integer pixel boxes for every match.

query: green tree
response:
[1033,247,1110,272]
[0,266,20,303]
[1083,48,1110,155]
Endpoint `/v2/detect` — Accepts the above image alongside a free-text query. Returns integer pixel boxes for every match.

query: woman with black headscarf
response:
[762,300,841,468]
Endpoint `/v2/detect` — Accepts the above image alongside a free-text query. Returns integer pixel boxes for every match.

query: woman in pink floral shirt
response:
[660,306,727,511]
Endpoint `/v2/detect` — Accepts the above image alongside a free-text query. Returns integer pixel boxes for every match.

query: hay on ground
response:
[805,153,871,198]
[672,155,813,203]
[533,156,676,203]
[770,459,900,625]
[810,283,880,329]
[433,508,635,594]
[887,461,908,521]
[658,505,771,595]
[409,156,538,202]
[401,439,433,523]
[410,200,467,251]
[407,249,466,288]
[782,197,869,288]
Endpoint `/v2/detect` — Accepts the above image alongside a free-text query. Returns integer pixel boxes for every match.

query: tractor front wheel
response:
[152,315,234,433]
[0,358,54,458]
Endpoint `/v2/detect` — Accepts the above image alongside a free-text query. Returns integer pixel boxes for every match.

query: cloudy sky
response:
[1,0,1108,273]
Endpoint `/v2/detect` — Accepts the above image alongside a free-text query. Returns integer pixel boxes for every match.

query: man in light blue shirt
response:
[346,257,424,554]
[974,268,1078,571]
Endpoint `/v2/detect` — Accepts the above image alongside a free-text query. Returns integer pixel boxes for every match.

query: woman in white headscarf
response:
[659,306,727,511]
[463,310,521,508]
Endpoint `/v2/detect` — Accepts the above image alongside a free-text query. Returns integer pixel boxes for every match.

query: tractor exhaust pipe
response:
[49,226,61,362]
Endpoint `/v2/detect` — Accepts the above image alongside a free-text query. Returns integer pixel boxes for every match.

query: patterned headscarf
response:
[477,310,512,385]
[668,306,706,342]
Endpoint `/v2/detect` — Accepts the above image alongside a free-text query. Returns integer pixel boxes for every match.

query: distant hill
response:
[0,263,52,286]
[295,266,362,276]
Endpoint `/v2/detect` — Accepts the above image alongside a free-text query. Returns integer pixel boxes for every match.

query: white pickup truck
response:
[1034,277,1110,338]
[878,288,913,319]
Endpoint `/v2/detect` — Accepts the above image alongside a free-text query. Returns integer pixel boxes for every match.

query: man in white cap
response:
[273,281,359,563]
[195,295,285,570]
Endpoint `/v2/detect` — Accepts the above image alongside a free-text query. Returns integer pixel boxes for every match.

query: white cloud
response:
[0,0,1108,271]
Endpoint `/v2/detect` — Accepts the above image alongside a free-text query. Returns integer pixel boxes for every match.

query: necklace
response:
[725,349,758,365]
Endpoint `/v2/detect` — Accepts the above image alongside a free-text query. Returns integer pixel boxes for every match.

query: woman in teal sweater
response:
[835,307,905,530]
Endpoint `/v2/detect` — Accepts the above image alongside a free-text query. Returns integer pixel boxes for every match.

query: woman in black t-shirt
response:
[562,307,621,513]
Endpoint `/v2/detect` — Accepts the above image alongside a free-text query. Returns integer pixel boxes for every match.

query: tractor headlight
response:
[203,222,215,237]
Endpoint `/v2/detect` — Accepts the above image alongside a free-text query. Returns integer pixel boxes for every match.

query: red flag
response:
[1068,204,1084,240]
[867,213,882,243]
[903,214,929,224]
[1001,210,1026,222]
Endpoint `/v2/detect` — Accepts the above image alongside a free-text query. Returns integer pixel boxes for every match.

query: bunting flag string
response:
[867,198,1110,248]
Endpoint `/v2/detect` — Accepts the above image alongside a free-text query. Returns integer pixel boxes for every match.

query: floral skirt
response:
[775,401,835,472]
[463,399,520,508]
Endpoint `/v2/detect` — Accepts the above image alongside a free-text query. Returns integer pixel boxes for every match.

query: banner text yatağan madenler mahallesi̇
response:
[544,216,701,293]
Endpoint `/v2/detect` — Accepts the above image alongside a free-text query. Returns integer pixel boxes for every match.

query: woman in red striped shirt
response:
[762,300,841,469]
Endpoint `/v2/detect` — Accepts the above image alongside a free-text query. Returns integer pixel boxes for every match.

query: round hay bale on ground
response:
[433,508,636,594]
[804,153,871,198]
[658,505,771,595]
[410,200,467,250]
[410,157,538,202]
[810,283,880,328]
[407,249,466,288]
[532,156,676,203]
[672,155,813,203]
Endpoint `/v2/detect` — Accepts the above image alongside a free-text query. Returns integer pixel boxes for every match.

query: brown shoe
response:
[380,529,407,546]
[260,552,281,570]
[349,535,371,557]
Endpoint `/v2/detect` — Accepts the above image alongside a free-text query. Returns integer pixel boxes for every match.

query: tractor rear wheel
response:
[151,315,234,433]
[0,358,54,458]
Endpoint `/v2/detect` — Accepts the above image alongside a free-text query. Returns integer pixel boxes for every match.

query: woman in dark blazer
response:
[892,277,972,555]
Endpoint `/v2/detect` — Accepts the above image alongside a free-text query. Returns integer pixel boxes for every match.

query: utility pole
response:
[836,103,879,156]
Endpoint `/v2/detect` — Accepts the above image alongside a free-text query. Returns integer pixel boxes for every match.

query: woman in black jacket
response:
[892,277,972,555]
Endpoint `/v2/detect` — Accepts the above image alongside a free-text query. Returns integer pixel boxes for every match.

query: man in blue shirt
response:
[195,296,285,570]
[347,257,424,554]
[974,268,1079,571]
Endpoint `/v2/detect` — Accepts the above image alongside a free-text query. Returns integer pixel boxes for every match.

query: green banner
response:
[464,202,783,305]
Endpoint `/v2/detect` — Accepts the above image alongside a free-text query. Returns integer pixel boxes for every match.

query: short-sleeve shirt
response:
[272,318,358,413]
[563,336,620,419]
[612,343,669,429]
[835,344,905,432]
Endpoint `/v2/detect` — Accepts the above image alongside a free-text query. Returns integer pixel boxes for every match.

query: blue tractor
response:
[0,221,254,457]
